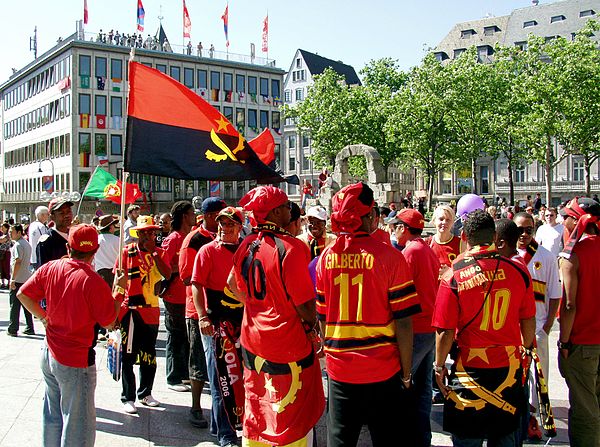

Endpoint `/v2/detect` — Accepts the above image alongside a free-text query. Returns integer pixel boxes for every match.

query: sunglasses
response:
[517,226,534,235]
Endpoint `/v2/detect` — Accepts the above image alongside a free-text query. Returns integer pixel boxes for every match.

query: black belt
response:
[242,347,314,375]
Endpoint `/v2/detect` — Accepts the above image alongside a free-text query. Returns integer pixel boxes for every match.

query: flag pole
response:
[118,47,136,271]
[75,164,100,219]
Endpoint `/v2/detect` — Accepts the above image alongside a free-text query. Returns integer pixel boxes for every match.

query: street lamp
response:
[38,158,55,194]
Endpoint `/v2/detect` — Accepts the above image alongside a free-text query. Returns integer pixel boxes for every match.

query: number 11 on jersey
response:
[334,273,364,321]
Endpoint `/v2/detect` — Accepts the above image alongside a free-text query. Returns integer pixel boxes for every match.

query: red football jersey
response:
[316,234,421,384]
[570,235,600,344]
[233,230,315,363]
[433,246,535,368]
[425,235,461,267]
[402,238,440,333]
[161,230,187,304]
[371,227,392,246]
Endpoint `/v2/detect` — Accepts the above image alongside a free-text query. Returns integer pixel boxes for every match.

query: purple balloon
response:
[457,194,485,220]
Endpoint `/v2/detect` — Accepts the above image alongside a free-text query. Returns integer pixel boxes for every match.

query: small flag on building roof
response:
[221,4,229,47]
[137,0,145,32]
[183,0,192,38]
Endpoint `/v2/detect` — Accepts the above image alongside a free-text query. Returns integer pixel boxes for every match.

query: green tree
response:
[386,54,459,209]
[360,57,408,92]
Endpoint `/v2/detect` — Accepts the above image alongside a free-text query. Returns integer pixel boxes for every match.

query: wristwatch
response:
[114,285,126,295]
[433,362,445,374]
[557,340,572,350]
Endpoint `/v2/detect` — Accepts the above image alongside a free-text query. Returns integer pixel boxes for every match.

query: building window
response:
[260,78,269,96]
[224,73,233,91]
[550,15,566,23]
[284,89,291,103]
[480,165,489,194]
[197,70,207,89]
[79,55,91,76]
[79,94,91,114]
[236,74,245,92]
[95,95,106,115]
[183,68,194,88]
[95,57,107,78]
[248,76,257,95]
[515,41,528,50]
[288,151,296,171]
[295,88,304,101]
[288,135,296,149]
[260,110,268,129]
[292,70,306,82]
[483,26,500,36]
[580,9,596,17]
[523,20,538,28]
[211,71,221,90]
[223,106,233,122]
[156,64,167,74]
[296,58,302,68]
[460,29,476,38]
[272,111,281,130]
[302,151,310,171]
[110,59,123,79]
[95,134,107,159]
[271,80,281,99]
[236,108,245,129]
[170,66,181,81]
[248,109,257,130]
[110,96,122,116]
[573,160,584,181]
[515,165,525,183]
[302,134,310,147]
[453,48,466,59]
[111,134,122,155]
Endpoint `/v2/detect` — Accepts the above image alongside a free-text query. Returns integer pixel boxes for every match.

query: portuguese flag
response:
[83,167,143,204]
[125,62,294,184]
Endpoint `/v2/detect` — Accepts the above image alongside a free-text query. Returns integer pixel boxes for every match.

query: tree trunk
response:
[427,170,434,212]
[545,136,553,206]
[584,153,591,197]
[507,157,514,206]
[471,157,478,195]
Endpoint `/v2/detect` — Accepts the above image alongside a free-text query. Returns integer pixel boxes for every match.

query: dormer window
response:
[483,25,500,36]
[550,15,566,23]
[460,29,476,39]
[523,20,538,28]
[580,9,595,17]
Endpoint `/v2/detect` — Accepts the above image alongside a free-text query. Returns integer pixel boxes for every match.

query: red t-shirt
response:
[233,230,315,363]
[371,228,392,246]
[425,235,461,267]
[433,246,535,368]
[570,235,600,344]
[161,230,187,305]
[191,240,243,323]
[316,234,421,384]
[21,258,117,367]
[402,238,440,333]
[179,226,215,319]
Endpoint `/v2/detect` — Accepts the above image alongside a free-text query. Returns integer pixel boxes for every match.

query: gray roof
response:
[298,49,361,86]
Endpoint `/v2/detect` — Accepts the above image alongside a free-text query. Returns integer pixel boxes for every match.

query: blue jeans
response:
[41,344,97,447]
[411,332,435,447]
[164,301,190,385]
[451,431,519,447]
[202,334,237,446]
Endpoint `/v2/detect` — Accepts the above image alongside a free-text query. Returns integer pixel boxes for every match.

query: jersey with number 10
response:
[316,234,421,384]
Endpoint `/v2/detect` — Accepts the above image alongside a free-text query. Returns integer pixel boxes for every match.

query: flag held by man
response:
[125,62,293,183]
[83,167,142,204]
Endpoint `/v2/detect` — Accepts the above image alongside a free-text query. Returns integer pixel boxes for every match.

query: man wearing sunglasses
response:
[513,211,561,440]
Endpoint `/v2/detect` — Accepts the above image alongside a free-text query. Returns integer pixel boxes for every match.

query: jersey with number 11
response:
[316,234,421,384]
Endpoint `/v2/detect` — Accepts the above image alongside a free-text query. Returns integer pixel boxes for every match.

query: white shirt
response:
[28,220,51,264]
[517,244,561,332]
[535,223,564,257]
[95,233,120,271]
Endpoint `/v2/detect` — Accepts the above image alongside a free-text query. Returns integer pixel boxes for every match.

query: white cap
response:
[306,206,327,221]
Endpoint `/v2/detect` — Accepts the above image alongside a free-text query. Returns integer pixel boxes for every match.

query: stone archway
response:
[333,144,387,186]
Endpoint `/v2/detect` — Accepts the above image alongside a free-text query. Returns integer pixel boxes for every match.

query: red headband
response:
[330,183,374,234]
[560,198,600,259]
[239,186,288,224]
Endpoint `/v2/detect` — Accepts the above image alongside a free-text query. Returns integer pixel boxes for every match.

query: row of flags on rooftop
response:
[83,0,269,52]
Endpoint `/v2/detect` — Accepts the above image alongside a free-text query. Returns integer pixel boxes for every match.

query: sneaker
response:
[23,329,35,335]
[528,415,543,441]
[123,401,138,414]
[222,443,239,447]
[189,409,208,428]
[6,331,17,337]
[140,395,160,407]
[168,383,191,392]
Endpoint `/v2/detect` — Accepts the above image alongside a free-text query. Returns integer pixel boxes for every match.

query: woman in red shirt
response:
[425,205,462,276]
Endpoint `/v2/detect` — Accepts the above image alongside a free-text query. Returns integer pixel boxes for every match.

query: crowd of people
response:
[4,186,600,447]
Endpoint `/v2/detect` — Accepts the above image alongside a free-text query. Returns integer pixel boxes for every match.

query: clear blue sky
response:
[1,0,552,82]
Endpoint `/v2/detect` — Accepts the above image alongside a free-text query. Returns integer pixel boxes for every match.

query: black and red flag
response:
[125,62,294,183]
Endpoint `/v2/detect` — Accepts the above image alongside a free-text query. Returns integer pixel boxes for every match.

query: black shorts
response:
[186,318,208,382]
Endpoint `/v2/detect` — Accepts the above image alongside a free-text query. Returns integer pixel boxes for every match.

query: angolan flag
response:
[125,62,293,183]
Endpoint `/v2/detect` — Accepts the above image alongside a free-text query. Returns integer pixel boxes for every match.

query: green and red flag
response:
[83,168,142,204]
[125,62,296,184]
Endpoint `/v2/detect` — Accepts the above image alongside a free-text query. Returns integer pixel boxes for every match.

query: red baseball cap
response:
[394,209,425,230]
[68,224,99,253]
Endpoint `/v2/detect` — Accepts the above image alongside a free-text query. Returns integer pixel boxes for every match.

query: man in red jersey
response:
[558,197,600,447]
[316,182,421,447]
[389,208,440,447]
[192,206,245,447]
[118,216,172,415]
[433,210,535,446]
[161,202,197,392]
[18,224,124,446]
[179,197,227,428]
[230,186,325,447]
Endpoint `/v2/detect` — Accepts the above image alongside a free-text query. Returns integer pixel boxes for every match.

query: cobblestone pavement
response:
[0,288,570,446]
